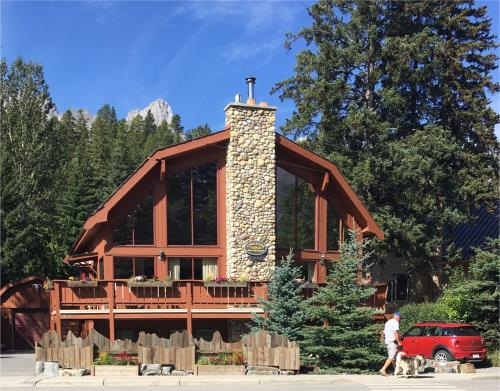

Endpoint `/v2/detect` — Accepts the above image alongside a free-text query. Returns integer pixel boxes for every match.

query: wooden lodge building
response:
[50,79,385,342]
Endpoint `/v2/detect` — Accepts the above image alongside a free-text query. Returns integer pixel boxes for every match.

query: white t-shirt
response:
[384,318,400,343]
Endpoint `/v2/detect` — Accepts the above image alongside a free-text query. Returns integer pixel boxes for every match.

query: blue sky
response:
[2,0,499,134]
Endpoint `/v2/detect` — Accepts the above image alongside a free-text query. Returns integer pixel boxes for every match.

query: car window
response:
[405,326,425,337]
[443,327,480,336]
[424,326,441,336]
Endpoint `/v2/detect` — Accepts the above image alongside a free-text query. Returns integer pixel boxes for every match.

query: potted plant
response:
[93,351,139,376]
[127,276,172,288]
[194,351,246,375]
[67,276,98,288]
[204,275,246,288]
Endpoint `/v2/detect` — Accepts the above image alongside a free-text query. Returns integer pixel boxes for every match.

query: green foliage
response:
[196,351,245,365]
[252,250,307,341]
[300,231,385,373]
[186,123,211,140]
[440,239,500,349]
[274,0,499,265]
[486,350,500,367]
[93,352,137,366]
[399,302,451,333]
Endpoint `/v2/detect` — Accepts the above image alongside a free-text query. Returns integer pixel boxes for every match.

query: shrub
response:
[93,351,137,365]
[399,301,451,333]
[486,350,500,367]
[196,351,245,365]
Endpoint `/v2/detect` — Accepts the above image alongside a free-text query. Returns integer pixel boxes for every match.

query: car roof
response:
[414,322,475,327]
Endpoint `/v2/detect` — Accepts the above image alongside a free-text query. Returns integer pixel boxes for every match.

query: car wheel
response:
[434,349,452,362]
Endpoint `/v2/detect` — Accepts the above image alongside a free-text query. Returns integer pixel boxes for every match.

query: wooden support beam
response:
[159,159,166,183]
[321,172,329,193]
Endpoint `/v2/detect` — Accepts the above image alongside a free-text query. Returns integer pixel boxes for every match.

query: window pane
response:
[276,167,316,250]
[396,274,408,300]
[113,214,133,245]
[193,163,217,245]
[134,194,154,244]
[179,258,193,280]
[114,257,133,279]
[327,204,340,250]
[276,167,298,249]
[193,258,204,280]
[292,261,315,282]
[167,170,192,245]
[295,177,315,249]
[135,257,154,278]
[201,258,218,280]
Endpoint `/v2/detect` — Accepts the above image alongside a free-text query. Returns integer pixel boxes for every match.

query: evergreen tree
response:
[0,58,66,282]
[251,251,307,341]
[127,115,148,166]
[111,120,135,186]
[89,104,117,201]
[440,239,500,349]
[170,114,184,135]
[273,0,499,267]
[300,231,384,372]
[186,123,211,140]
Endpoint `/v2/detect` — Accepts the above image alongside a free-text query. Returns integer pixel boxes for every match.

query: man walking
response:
[379,311,402,376]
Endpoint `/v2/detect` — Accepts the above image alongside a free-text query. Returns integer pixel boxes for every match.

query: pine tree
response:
[300,231,384,373]
[251,251,307,341]
[441,239,500,349]
[273,0,499,266]
[111,120,135,186]
[89,104,117,201]
[186,123,211,140]
[0,58,66,282]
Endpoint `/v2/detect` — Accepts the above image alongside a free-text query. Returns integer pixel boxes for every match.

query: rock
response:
[171,370,188,376]
[35,361,44,376]
[246,365,279,375]
[43,361,59,377]
[459,363,476,373]
[279,370,295,375]
[161,365,174,376]
[59,368,88,376]
[140,364,162,376]
[126,98,173,125]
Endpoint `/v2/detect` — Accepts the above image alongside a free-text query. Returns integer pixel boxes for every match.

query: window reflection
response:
[113,194,154,245]
[167,162,217,245]
[276,167,315,250]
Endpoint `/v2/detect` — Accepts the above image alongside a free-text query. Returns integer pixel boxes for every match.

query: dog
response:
[394,351,426,378]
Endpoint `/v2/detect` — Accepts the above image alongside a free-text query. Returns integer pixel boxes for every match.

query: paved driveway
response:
[0,352,35,377]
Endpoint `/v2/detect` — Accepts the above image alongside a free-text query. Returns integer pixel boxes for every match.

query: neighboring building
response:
[49,79,384,341]
[1,276,49,350]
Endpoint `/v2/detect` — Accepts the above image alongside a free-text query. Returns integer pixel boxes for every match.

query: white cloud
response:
[173,0,301,34]
[223,38,283,62]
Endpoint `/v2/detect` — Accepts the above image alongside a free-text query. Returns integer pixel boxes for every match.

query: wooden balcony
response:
[51,280,268,311]
[50,280,387,313]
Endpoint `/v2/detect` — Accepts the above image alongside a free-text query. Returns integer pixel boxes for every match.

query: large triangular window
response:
[113,193,154,245]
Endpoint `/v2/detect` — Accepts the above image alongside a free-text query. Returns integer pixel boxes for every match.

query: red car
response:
[401,322,487,362]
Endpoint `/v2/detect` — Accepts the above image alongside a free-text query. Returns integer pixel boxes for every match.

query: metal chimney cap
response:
[245,76,256,84]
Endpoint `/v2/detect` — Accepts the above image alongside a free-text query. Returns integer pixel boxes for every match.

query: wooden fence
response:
[36,329,300,371]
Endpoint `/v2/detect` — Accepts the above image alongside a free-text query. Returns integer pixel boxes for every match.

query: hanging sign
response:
[245,240,268,259]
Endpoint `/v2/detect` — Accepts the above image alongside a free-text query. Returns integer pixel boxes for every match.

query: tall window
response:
[327,203,340,250]
[276,167,315,250]
[387,273,409,302]
[168,258,218,280]
[113,194,154,245]
[113,257,154,279]
[167,162,217,245]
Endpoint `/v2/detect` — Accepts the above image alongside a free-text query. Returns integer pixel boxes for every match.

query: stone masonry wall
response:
[224,103,276,281]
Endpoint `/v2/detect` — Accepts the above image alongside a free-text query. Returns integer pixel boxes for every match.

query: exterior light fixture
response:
[159,250,166,260]
[320,254,326,265]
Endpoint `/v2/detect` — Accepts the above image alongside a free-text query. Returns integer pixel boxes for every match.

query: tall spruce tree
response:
[0,58,66,282]
[273,0,499,267]
[301,231,384,372]
[251,251,307,341]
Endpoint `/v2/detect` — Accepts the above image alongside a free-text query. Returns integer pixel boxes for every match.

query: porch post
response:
[106,281,115,341]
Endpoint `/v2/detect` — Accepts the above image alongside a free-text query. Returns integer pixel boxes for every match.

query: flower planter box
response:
[194,365,246,376]
[93,365,139,376]
[67,280,98,288]
[127,281,172,288]
[204,282,248,288]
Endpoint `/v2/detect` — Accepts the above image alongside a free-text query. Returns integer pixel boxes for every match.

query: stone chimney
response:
[224,78,276,281]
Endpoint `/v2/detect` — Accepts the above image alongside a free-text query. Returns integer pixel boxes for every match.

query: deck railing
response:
[51,280,386,312]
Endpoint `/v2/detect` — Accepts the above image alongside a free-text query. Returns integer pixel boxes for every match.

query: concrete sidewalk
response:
[1,371,499,388]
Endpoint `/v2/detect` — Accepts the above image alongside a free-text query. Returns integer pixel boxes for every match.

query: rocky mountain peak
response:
[126,98,173,126]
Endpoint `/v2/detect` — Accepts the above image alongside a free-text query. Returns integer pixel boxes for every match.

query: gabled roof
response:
[69,129,383,256]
